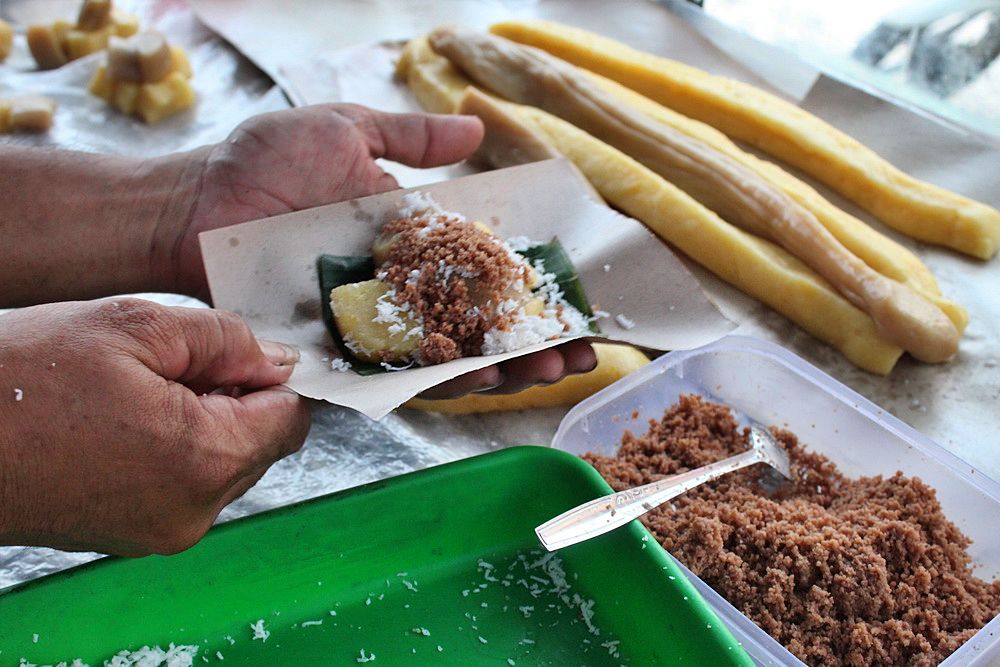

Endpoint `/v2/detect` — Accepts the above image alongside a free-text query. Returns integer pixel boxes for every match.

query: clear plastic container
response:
[551,335,1000,666]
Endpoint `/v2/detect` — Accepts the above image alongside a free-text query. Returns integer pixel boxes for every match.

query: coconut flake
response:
[103,644,198,667]
[330,358,352,372]
[505,236,536,252]
[614,314,636,330]
[250,619,270,642]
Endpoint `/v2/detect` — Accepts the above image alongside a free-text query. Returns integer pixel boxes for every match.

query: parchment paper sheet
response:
[201,158,733,419]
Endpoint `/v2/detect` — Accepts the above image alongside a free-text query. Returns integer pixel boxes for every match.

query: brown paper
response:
[201,159,733,419]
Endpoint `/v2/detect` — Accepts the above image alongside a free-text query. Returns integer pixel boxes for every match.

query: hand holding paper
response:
[164,103,486,298]
[201,159,734,419]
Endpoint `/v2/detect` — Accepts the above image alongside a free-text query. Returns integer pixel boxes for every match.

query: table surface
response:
[1,0,998,590]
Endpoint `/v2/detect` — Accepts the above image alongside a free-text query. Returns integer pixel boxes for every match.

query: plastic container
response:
[0,447,751,666]
[552,335,1000,666]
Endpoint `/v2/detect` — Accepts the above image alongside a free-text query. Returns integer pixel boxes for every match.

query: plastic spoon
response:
[536,427,793,551]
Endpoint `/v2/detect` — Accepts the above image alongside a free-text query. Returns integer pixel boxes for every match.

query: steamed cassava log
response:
[430,29,959,363]
[397,41,904,373]
[490,20,1000,260]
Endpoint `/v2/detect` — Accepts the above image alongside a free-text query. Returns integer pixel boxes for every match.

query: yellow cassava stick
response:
[584,73,967,330]
[399,38,904,374]
[490,20,1000,260]
[405,344,649,414]
[402,35,965,332]
[431,28,959,362]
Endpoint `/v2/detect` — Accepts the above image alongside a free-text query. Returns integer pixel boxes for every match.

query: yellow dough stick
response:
[399,43,903,373]
[0,19,13,62]
[396,37,468,114]
[586,73,968,327]
[405,344,650,414]
[491,20,1000,260]
[403,34,963,331]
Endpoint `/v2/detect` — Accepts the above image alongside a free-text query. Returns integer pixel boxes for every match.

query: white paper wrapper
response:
[201,158,734,419]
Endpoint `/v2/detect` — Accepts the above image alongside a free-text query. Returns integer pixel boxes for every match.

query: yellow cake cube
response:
[330,280,422,364]
[113,81,139,115]
[0,19,13,62]
[63,25,113,60]
[0,96,56,133]
[135,70,194,123]
[89,33,195,124]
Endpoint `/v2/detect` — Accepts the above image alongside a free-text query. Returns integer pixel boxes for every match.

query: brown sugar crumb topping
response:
[585,395,1000,666]
[379,214,533,364]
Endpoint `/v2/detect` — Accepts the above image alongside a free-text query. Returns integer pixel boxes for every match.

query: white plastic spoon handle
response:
[536,447,766,551]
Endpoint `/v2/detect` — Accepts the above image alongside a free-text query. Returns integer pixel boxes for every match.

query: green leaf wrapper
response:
[519,238,599,333]
[317,237,597,375]
[316,254,384,376]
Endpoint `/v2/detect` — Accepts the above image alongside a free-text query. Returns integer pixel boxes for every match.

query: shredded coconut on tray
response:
[249,619,270,642]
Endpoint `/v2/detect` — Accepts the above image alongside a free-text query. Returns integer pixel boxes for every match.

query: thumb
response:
[336,105,485,168]
[137,306,299,393]
[203,385,312,471]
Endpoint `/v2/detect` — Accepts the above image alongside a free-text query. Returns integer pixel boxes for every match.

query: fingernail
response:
[474,371,505,393]
[259,340,300,366]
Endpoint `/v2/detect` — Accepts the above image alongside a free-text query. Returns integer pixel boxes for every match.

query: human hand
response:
[152,103,595,397]
[0,298,310,556]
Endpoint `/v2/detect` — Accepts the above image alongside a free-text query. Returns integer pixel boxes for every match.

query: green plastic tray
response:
[0,447,751,666]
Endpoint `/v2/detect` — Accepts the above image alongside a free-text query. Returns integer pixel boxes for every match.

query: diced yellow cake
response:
[27,3,141,69]
[88,63,112,97]
[170,46,191,77]
[330,280,421,364]
[90,38,195,124]
[112,80,140,115]
[0,19,13,62]
[27,24,69,69]
[111,11,139,38]
[0,96,56,133]
[136,71,194,123]
[77,0,112,31]
[63,25,114,60]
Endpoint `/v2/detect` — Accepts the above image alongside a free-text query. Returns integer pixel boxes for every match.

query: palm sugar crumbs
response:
[374,193,589,366]
[379,211,531,364]
[585,395,999,666]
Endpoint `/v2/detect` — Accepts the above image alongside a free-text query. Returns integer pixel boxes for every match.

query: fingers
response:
[417,365,502,400]
[337,105,485,168]
[111,300,299,393]
[556,339,599,375]
[484,341,597,395]
[418,341,598,400]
